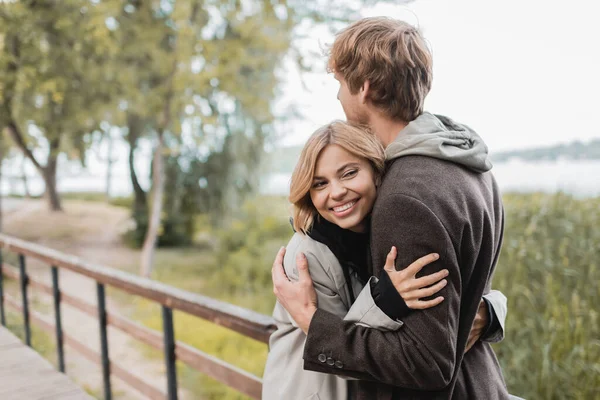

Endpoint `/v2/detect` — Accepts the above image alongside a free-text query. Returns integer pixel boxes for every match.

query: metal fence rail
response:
[0,233,277,400]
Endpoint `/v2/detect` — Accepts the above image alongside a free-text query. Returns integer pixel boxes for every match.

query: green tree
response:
[0,1,119,211]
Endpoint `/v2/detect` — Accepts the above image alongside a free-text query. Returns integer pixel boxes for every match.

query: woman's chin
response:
[336,217,366,232]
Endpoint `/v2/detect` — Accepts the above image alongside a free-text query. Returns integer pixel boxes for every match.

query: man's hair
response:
[289,121,385,234]
[328,17,433,122]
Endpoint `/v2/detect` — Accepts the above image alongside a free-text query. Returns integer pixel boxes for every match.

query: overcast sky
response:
[276,0,600,153]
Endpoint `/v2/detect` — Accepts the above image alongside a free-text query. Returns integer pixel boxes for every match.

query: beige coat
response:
[262,232,506,400]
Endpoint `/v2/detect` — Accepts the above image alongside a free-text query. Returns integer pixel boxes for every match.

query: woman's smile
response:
[309,144,377,232]
[330,198,360,217]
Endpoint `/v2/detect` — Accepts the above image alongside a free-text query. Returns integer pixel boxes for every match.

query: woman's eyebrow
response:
[336,162,359,174]
[313,163,360,181]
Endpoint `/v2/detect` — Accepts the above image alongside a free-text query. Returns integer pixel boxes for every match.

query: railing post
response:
[0,249,5,327]
[51,266,65,373]
[19,254,31,346]
[97,282,111,400]
[162,305,178,400]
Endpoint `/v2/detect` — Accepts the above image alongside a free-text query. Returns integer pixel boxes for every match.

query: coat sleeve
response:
[302,193,461,390]
[481,289,507,342]
[283,244,350,327]
[343,276,404,331]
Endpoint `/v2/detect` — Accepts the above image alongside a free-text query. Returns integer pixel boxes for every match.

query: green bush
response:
[494,192,599,399]
[108,196,133,209]
[207,197,292,304]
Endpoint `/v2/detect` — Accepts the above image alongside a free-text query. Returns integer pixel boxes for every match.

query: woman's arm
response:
[344,248,448,331]
[481,289,507,342]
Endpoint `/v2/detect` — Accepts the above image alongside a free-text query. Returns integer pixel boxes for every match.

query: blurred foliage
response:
[60,191,132,207]
[131,196,289,399]
[492,192,599,399]
[207,196,292,297]
[0,1,121,210]
[0,0,393,219]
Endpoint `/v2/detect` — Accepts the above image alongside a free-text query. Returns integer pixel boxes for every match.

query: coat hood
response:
[385,112,493,173]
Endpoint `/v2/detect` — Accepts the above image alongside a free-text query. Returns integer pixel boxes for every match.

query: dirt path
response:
[2,200,189,399]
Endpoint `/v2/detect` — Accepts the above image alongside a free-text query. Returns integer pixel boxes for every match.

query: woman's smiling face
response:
[309,144,378,232]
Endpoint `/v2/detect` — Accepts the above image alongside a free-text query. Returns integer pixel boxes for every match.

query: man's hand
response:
[271,247,318,334]
[465,298,489,352]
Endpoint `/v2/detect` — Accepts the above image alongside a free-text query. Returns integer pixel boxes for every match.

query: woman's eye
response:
[343,169,358,178]
[312,181,326,189]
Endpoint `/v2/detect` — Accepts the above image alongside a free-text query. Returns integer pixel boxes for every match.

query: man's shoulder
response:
[385,154,479,180]
[377,155,501,224]
[383,155,497,197]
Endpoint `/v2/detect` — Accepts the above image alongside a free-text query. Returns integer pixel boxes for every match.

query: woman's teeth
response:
[333,200,356,213]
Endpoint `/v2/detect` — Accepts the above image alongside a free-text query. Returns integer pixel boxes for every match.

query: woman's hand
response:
[383,246,448,310]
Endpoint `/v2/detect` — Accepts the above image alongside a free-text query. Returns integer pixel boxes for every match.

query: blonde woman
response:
[262,121,506,399]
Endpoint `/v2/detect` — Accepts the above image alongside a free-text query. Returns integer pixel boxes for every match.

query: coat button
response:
[335,360,343,369]
[318,354,327,363]
[326,357,335,366]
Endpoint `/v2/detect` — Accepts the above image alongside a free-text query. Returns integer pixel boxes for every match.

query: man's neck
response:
[369,116,409,147]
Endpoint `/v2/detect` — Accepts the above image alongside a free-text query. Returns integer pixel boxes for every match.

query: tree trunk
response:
[105,129,114,200]
[43,154,62,212]
[20,156,30,198]
[127,113,147,212]
[0,142,4,232]
[6,122,62,211]
[140,132,164,277]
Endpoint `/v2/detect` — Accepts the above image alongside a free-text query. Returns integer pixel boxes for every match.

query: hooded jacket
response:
[303,112,510,399]
[385,112,492,171]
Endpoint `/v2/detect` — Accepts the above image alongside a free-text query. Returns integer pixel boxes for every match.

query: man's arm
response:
[300,194,460,389]
[366,261,506,349]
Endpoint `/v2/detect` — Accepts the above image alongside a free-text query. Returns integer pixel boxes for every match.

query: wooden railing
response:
[0,233,277,399]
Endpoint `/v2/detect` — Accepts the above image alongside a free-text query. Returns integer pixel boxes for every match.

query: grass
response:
[492,192,600,399]
[4,310,57,366]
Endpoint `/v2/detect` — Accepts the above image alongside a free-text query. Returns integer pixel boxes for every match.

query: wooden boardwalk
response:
[0,326,93,400]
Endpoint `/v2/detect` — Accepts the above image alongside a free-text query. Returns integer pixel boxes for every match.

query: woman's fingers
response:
[403,253,439,277]
[404,279,448,300]
[383,246,397,272]
[412,269,449,289]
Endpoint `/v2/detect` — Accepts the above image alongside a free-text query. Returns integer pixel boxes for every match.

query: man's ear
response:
[359,80,370,104]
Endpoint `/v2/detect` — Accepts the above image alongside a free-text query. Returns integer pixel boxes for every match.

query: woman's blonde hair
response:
[289,120,385,234]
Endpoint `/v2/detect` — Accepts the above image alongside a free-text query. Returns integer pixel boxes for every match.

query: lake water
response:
[261,159,600,198]
[2,159,600,199]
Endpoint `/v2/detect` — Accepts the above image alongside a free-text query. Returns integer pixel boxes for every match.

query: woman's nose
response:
[330,181,347,200]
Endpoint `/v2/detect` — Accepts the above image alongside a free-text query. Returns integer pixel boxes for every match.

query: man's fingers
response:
[407,296,444,310]
[383,246,397,272]
[412,269,449,289]
[403,253,440,277]
[404,279,448,300]
[296,252,313,285]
